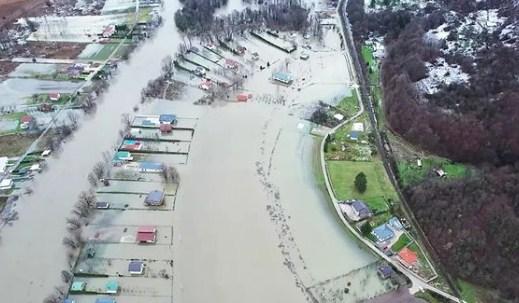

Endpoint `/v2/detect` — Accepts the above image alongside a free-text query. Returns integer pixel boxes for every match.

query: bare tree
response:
[161,55,174,79]
[60,270,72,283]
[161,164,180,183]
[92,162,106,179]
[62,236,78,249]
[66,111,79,130]
[87,172,98,187]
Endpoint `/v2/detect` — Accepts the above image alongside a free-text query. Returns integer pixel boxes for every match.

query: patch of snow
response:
[425,23,450,41]
[416,57,470,94]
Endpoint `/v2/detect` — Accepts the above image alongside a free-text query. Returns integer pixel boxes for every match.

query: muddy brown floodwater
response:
[0,1,183,301]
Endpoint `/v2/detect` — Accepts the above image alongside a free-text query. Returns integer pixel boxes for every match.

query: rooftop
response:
[144,190,164,206]
[372,224,395,243]
[398,247,418,266]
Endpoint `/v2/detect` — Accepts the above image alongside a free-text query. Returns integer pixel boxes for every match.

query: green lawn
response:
[327,160,397,212]
[398,158,468,187]
[458,280,479,303]
[85,43,131,61]
[336,90,360,118]
[391,233,412,252]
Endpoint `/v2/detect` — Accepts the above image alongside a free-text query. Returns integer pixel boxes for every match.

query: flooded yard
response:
[0,78,83,107]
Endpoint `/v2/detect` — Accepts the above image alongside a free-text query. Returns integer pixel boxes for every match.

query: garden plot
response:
[183,52,222,71]
[84,225,172,245]
[27,14,129,43]
[95,193,176,210]
[119,140,191,154]
[196,47,224,63]
[129,127,193,141]
[78,43,128,61]
[132,153,188,165]
[0,119,19,134]
[83,243,173,260]
[8,63,59,78]
[0,78,83,107]
[68,277,172,297]
[97,179,177,195]
[132,115,198,129]
[75,258,173,278]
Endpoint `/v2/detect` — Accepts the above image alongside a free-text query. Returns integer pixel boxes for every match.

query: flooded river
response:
[0,1,388,302]
[0,1,183,301]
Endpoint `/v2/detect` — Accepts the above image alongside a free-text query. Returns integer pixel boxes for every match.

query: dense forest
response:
[347,0,519,300]
[174,0,309,35]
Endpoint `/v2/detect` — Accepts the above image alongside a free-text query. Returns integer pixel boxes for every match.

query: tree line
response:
[347,0,519,300]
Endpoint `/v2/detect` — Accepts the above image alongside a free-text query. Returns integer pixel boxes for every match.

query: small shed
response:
[272,71,293,85]
[159,123,173,133]
[137,226,157,243]
[352,122,364,132]
[19,115,34,129]
[105,280,119,294]
[114,151,133,162]
[41,149,52,157]
[70,281,86,292]
[139,161,163,173]
[128,260,145,275]
[398,247,418,267]
[159,114,177,124]
[96,298,116,303]
[64,299,75,303]
[435,169,446,177]
[349,130,361,141]
[144,190,165,206]
[48,92,61,102]
[236,93,248,102]
[96,202,110,209]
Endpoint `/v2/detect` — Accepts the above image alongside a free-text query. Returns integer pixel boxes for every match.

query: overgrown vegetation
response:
[347,0,519,299]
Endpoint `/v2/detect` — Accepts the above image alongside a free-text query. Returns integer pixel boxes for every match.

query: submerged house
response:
[128,260,145,275]
[136,226,157,244]
[272,71,293,85]
[159,114,177,125]
[144,190,165,206]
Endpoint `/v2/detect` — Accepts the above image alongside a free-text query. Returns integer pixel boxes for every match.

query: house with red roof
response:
[136,226,157,244]
[48,92,61,102]
[398,247,418,268]
[19,115,34,130]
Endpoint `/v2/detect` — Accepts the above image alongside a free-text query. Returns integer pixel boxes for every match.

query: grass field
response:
[458,280,479,303]
[391,233,412,252]
[398,158,468,187]
[327,160,397,212]
[84,43,131,61]
[336,90,360,118]
[0,133,39,156]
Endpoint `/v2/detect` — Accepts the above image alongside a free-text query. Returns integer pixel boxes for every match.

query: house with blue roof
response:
[272,71,293,85]
[388,217,404,231]
[349,130,361,141]
[351,200,372,220]
[159,114,177,124]
[371,224,395,247]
